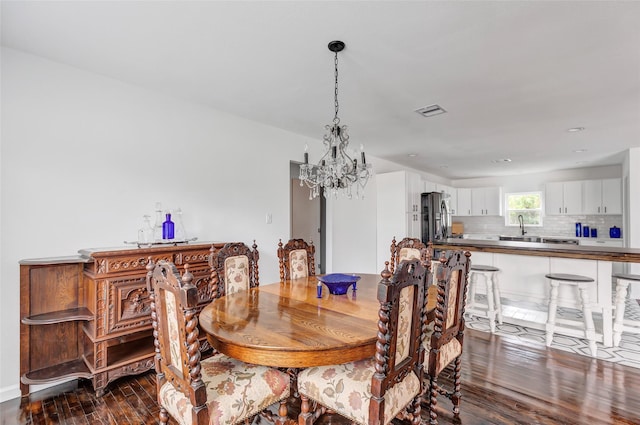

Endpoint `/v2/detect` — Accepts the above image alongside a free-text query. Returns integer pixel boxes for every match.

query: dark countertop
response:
[434,238,640,263]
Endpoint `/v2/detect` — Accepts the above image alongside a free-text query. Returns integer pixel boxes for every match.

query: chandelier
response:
[299,40,372,200]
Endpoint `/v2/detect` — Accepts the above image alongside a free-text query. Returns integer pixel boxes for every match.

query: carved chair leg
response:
[299,394,314,425]
[159,407,169,425]
[452,356,462,415]
[276,399,288,425]
[411,394,422,425]
[429,376,439,425]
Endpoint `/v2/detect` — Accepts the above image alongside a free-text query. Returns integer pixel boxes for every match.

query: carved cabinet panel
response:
[20,242,224,397]
[105,276,152,336]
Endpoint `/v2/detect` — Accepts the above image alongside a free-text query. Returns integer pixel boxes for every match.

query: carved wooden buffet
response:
[20,242,223,397]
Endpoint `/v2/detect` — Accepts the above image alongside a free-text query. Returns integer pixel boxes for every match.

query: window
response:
[505,192,543,226]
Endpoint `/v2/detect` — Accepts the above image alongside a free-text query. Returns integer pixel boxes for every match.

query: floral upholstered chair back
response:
[209,242,259,298]
[147,259,291,425]
[277,238,316,281]
[147,260,210,423]
[389,237,431,274]
[428,250,471,375]
[296,259,430,425]
[424,249,471,425]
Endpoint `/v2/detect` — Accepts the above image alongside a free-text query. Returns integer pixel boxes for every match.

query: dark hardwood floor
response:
[3,329,639,424]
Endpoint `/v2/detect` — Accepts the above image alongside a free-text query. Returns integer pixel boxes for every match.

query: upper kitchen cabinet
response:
[545,181,583,215]
[583,178,622,215]
[471,187,503,216]
[456,188,472,216]
[423,180,437,193]
[436,184,458,215]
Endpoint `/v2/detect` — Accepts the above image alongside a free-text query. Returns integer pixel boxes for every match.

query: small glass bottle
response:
[173,208,187,241]
[162,213,175,240]
[153,202,163,242]
[138,215,154,245]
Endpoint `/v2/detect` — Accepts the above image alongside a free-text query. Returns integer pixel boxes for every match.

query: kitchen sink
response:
[498,235,579,245]
[498,235,543,243]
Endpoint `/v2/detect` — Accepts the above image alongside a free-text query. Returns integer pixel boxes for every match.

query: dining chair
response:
[423,250,472,425]
[297,259,430,425]
[277,238,316,281]
[146,259,290,425]
[389,236,431,273]
[209,241,259,298]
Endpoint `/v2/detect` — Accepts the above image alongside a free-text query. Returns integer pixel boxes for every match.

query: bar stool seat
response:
[545,273,598,357]
[612,273,640,347]
[468,264,502,333]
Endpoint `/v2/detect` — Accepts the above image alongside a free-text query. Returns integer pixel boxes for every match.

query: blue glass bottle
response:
[162,213,175,240]
[575,223,582,237]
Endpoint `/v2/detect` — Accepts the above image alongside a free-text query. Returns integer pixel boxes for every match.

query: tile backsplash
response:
[454,214,623,239]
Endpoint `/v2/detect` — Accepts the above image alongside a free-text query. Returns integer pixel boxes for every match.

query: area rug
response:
[464,296,640,369]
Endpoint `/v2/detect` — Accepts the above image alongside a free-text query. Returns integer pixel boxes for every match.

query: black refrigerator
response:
[421,191,452,244]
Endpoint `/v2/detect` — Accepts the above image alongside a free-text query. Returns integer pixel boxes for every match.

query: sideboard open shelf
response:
[20,242,222,397]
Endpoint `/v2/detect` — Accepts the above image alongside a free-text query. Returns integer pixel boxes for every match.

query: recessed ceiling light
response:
[567,127,585,132]
[575,161,588,165]
[408,153,417,157]
[572,149,588,153]
[491,158,512,163]
[439,165,448,169]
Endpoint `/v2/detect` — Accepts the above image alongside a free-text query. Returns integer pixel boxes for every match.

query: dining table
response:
[199,273,437,369]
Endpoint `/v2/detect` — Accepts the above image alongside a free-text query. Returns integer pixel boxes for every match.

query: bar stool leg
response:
[613,279,630,347]
[468,273,477,309]
[484,274,497,333]
[577,282,597,357]
[492,272,503,325]
[546,280,559,347]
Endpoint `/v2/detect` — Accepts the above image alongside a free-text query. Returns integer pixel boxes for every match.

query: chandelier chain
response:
[334,51,339,123]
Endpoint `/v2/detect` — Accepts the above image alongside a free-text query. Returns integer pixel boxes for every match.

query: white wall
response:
[0,48,379,401]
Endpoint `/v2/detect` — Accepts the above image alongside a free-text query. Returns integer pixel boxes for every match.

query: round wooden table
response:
[199,274,436,368]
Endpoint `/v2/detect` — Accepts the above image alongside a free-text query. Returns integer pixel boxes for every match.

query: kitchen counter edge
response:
[434,238,640,263]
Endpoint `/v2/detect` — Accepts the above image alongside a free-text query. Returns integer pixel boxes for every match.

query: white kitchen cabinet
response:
[406,172,423,214]
[423,180,437,193]
[470,187,503,216]
[456,188,472,216]
[584,179,622,215]
[435,184,457,215]
[376,171,423,267]
[545,181,583,215]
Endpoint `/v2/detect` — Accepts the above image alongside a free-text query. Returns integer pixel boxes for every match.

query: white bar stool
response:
[545,273,597,357]
[468,264,502,333]
[612,273,640,347]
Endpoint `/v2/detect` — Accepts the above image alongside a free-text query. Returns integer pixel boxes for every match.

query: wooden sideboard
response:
[20,242,223,397]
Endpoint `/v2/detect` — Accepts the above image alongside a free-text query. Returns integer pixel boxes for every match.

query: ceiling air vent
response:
[415,104,447,117]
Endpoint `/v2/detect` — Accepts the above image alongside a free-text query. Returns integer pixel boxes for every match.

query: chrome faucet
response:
[518,214,526,236]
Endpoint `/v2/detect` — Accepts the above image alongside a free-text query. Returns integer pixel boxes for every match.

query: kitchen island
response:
[434,239,640,347]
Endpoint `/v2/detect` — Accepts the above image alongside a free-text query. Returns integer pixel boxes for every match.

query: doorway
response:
[290,161,325,273]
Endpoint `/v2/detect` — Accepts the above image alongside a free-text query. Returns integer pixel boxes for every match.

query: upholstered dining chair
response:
[424,250,472,425]
[297,259,430,425]
[147,259,290,425]
[389,236,431,273]
[209,241,259,298]
[277,238,316,281]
